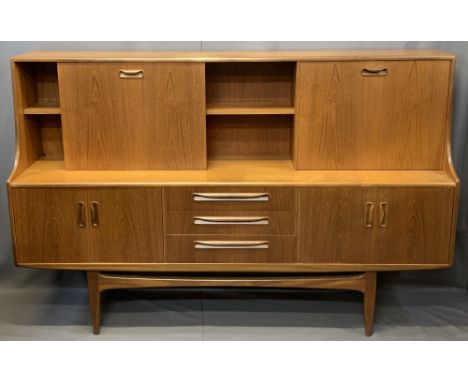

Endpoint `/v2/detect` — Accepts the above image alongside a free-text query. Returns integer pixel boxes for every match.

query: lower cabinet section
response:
[298,187,454,264]
[10,185,454,268]
[10,187,164,264]
[165,235,297,263]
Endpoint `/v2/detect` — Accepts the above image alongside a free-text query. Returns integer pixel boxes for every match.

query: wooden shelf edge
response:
[206,106,295,115]
[23,104,61,115]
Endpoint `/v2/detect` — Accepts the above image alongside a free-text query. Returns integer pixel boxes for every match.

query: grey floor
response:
[1,271,468,340]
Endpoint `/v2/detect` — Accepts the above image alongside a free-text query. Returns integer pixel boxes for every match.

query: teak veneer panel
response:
[11,188,89,263]
[165,210,296,235]
[165,235,297,263]
[207,115,293,160]
[164,186,296,211]
[88,188,164,263]
[295,60,452,169]
[10,160,457,187]
[58,62,206,170]
[298,187,454,264]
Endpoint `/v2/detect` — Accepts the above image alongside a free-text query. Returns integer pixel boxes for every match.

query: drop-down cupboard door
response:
[294,60,452,169]
[58,63,206,170]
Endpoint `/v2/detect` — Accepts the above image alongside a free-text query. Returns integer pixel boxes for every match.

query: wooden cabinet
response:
[10,187,164,264]
[7,50,459,335]
[298,187,454,264]
[294,60,452,169]
[58,63,206,170]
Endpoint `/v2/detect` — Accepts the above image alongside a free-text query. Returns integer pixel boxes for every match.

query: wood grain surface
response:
[58,62,206,170]
[295,60,452,169]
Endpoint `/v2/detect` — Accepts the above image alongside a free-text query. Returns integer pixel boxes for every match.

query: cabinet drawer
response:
[165,210,296,235]
[165,235,297,263]
[164,187,295,211]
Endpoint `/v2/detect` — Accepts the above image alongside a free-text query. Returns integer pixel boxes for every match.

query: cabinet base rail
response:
[87,271,377,336]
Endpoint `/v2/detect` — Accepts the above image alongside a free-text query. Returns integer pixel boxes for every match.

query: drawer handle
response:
[119,69,144,79]
[378,202,388,228]
[193,193,270,202]
[361,68,388,77]
[77,201,86,228]
[193,216,270,225]
[194,240,270,249]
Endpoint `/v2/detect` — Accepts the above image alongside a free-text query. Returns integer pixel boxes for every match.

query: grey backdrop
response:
[0,41,467,290]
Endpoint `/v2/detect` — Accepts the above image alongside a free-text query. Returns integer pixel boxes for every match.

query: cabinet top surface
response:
[9,159,457,187]
[11,50,455,62]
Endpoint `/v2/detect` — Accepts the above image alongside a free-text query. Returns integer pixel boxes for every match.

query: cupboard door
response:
[295,60,451,169]
[375,188,454,264]
[59,63,206,170]
[88,188,164,263]
[298,187,376,263]
[10,188,89,263]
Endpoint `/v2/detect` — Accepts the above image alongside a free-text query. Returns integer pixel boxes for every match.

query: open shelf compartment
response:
[206,62,295,115]
[16,62,60,114]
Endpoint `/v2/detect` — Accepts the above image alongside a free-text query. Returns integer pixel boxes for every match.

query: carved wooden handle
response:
[364,202,375,228]
[379,202,388,228]
[77,202,86,228]
[90,201,99,228]
[361,68,388,77]
[119,69,144,79]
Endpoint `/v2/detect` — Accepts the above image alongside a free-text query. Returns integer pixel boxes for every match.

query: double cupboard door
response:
[11,187,164,264]
[298,186,454,264]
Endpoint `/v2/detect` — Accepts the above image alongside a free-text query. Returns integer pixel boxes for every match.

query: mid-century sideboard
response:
[6,50,459,335]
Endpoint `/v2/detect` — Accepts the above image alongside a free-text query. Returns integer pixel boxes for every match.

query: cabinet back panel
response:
[295,60,452,169]
[206,62,295,106]
[207,115,292,159]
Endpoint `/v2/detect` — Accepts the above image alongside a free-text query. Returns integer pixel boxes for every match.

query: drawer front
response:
[164,187,295,211]
[165,235,297,263]
[165,210,296,235]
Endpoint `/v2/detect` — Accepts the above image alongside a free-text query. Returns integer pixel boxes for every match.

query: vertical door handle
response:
[364,202,375,228]
[379,202,388,228]
[77,202,86,228]
[90,201,99,228]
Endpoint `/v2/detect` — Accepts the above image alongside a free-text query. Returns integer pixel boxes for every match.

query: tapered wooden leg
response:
[363,272,377,337]
[87,271,101,335]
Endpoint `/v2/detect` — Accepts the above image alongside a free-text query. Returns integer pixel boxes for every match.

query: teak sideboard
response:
[7,50,459,336]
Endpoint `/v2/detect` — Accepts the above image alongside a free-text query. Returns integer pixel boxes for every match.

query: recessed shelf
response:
[206,102,294,115]
[24,101,61,115]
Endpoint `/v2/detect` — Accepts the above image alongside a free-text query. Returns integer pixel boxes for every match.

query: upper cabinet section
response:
[58,62,206,170]
[294,60,453,170]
